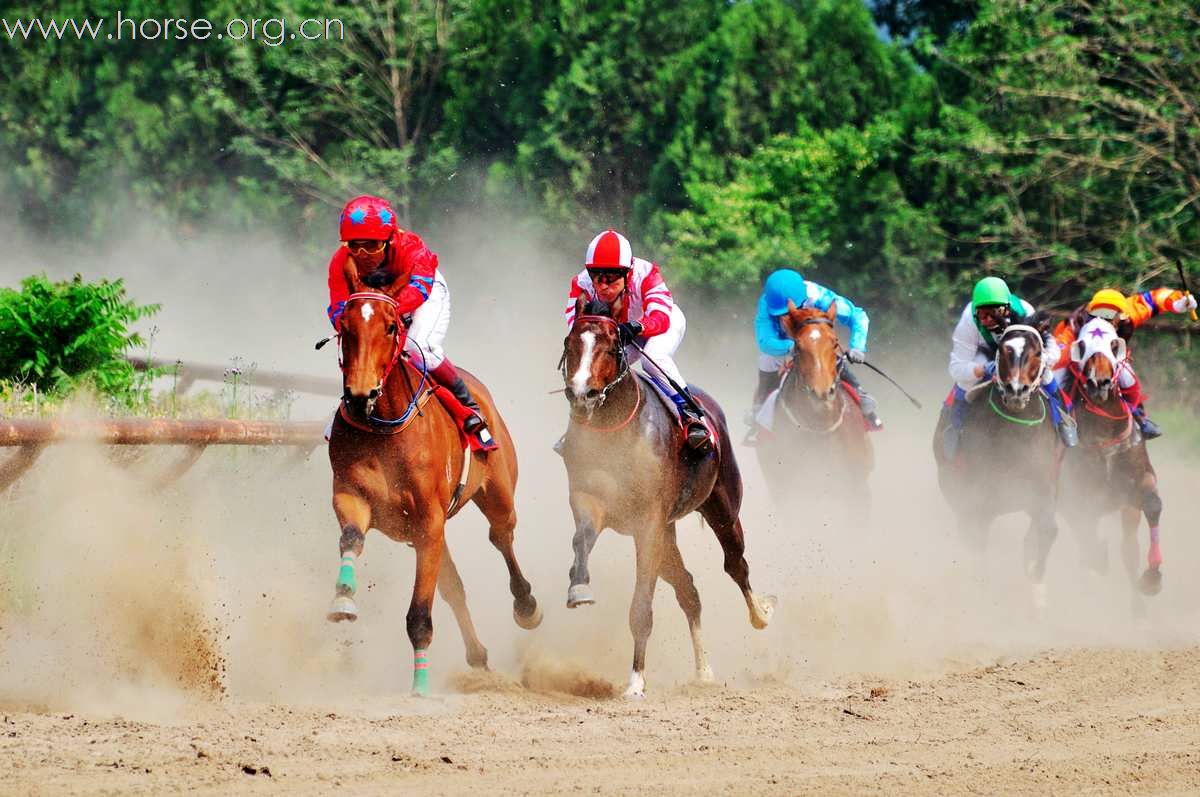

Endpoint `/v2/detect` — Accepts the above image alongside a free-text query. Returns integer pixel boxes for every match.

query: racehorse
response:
[932,323,1063,607]
[325,259,542,695]
[1060,317,1163,597]
[754,300,874,507]
[559,294,776,698]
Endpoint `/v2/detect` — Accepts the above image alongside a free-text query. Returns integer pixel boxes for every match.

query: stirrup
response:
[685,421,714,453]
[1057,420,1079,448]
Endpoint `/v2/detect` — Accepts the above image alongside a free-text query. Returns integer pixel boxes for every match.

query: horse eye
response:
[386,322,397,335]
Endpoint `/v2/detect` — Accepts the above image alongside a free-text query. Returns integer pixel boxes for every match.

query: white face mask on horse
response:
[1071,318,1127,369]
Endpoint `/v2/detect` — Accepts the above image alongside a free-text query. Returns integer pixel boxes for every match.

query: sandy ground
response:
[1,647,1198,796]
[3,222,1200,794]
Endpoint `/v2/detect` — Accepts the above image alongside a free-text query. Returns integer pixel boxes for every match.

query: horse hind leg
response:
[658,523,713,683]
[699,497,776,630]
[473,486,542,629]
[436,541,489,670]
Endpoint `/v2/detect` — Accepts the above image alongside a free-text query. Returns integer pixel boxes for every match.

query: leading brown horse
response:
[1060,317,1163,599]
[560,294,776,698]
[326,259,542,695]
[755,300,874,510]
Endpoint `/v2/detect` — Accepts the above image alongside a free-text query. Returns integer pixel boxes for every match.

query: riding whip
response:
[857,360,924,409]
[1175,259,1198,322]
[626,338,706,415]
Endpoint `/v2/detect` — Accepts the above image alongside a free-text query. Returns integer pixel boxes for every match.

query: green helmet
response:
[971,276,1011,310]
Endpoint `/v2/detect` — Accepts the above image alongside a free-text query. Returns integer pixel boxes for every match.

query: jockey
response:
[750,268,882,430]
[942,276,1076,458]
[563,229,713,453]
[1052,287,1197,440]
[325,195,490,443]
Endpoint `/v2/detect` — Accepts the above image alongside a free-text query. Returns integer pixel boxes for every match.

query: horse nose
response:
[585,389,601,400]
[368,388,380,400]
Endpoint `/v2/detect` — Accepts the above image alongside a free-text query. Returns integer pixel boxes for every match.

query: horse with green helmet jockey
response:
[940,276,1077,460]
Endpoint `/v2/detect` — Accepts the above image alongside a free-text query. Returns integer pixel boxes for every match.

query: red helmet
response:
[585,229,633,271]
[339,195,397,241]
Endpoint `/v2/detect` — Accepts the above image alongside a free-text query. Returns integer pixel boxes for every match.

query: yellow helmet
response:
[1086,288,1130,321]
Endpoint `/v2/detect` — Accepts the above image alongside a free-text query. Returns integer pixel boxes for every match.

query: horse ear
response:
[826,300,837,321]
[1027,309,1051,334]
[573,293,587,321]
[611,289,627,320]
[780,299,799,337]
[343,254,366,295]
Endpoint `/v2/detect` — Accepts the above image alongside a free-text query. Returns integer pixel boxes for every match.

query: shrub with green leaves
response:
[0,275,160,402]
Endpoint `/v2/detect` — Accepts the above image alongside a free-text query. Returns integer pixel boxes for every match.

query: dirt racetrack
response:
[1,647,1199,795]
[3,227,1200,794]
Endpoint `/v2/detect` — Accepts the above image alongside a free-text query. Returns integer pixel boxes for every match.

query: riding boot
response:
[672,389,714,454]
[840,366,883,431]
[552,433,567,457]
[431,360,488,436]
[1043,379,1078,448]
[1132,406,1162,440]
[943,386,968,460]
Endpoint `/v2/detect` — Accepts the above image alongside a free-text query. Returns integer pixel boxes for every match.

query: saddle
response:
[636,372,721,450]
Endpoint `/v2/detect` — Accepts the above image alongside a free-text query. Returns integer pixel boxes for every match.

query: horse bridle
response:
[782,315,847,399]
[340,292,406,396]
[558,314,632,407]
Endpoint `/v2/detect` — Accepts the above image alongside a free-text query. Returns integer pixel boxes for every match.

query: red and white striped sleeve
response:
[565,273,588,328]
[638,262,674,337]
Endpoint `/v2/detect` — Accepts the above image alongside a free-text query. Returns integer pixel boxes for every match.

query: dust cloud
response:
[1,209,1199,721]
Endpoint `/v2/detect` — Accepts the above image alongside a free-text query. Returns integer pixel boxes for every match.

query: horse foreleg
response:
[625,524,664,699]
[567,494,604,608]
[436,541,488,670]
[407,529,445,697]
[699,495,776,630]
[658,523,712,683]
[327,491,371,623]
[473,485,541,629]
[1023,506,1059,612]
[1138,473,1164,596]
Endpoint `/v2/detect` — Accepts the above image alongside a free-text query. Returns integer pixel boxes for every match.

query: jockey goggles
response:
[345,239,388,255]
[588,268,626,286]
[1088,306,1124,321]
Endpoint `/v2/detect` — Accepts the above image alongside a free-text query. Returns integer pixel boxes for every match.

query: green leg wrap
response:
[336,555,357,595]
[411,649,430,696]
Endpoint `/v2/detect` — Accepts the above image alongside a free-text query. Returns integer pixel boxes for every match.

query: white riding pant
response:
[628,305,688,392]
[403,269,450,371]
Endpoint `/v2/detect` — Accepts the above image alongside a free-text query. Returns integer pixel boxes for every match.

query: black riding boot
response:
[447,375,487,434]
[1133,406,1162,440]
[840,366,883,431]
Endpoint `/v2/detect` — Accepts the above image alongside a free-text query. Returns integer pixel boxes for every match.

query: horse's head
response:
[994,324,1046,409]
[1071,317,1126,402]
[337,257,404,417]
[562,292,628,413]
[781,300,841,406]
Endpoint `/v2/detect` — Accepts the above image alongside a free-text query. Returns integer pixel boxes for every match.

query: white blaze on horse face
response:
[360,303,374,322]
[571,331,597,398]
[807,328,822,341]
[1004,337,1026,389]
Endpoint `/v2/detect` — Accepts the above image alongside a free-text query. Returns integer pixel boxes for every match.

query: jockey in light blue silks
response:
[749,268,883,430]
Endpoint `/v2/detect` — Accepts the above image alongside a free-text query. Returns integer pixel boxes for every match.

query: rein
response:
[340,292,433,434]
[560,314,637,431]
[986,385,1047,427]
[1066,363,1136,451]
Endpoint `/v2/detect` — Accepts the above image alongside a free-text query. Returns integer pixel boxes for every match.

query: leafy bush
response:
[0,274,160,403]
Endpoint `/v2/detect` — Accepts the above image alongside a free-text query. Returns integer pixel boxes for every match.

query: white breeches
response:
[628,305,688,391]
[404,270,450,370]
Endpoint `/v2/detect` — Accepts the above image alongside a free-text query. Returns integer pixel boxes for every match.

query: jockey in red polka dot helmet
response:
[562,229,713,453]
[325,195,492,445]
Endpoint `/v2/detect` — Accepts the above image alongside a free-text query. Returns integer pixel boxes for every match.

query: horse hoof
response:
[326,595,359,623]
[695,666,715,684]
[1138,568,1163,596]
[749,594,777,629]
[514,601,544,630]
[624,671,646,700]
[566,584,595,608]
[1031,583,1048,612]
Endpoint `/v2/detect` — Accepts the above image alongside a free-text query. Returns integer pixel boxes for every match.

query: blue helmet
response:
[763,269,807,316]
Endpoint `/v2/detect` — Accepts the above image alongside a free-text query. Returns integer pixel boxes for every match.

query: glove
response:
[846,349,866,364]
[983,360,997,381]
[617,321,643,345]
[1173,294,1197,314]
